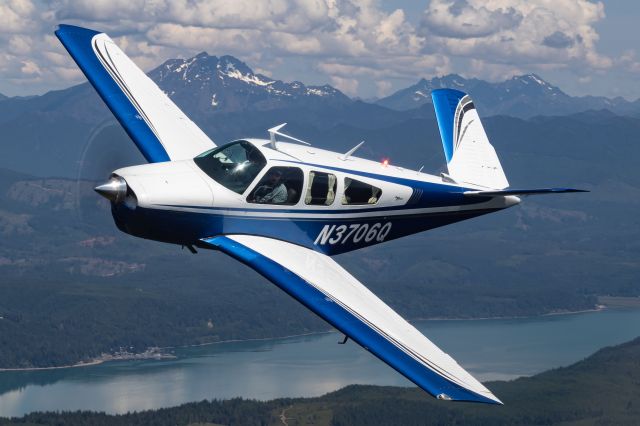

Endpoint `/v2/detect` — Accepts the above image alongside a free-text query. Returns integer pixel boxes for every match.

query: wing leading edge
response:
[55,25,215,163]
[201,234,502,405]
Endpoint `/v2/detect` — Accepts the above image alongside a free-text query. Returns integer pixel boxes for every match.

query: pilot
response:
[254,169,287,204]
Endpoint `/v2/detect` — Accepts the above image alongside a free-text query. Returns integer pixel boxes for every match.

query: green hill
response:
[2,336,639,425]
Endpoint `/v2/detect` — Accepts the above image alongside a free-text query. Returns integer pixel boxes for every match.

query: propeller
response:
[74,119,145,223]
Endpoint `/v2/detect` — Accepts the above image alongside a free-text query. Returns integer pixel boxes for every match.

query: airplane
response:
[55,24,586,405]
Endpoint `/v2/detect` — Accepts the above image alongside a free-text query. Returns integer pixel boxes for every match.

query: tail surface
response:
[55,25,216,163]
[431,89,508,189]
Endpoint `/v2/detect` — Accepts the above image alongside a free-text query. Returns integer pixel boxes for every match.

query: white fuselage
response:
[107,138,519,255]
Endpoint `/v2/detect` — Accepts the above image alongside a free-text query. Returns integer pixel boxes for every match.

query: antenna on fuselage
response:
[341,140,365,161]
[267,123,311,149]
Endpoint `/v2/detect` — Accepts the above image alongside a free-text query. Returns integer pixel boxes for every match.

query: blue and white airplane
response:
[56,24,586,405]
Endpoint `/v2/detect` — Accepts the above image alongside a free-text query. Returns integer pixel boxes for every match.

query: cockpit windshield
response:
[194,141,266,194]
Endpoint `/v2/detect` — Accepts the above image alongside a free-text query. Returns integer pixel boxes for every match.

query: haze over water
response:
[1,308,639,417]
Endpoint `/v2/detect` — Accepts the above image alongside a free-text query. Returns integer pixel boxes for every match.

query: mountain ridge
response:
[0,51,639,179]
[148,52,351,115]
[3,52,640,122]
[377,73,640,117]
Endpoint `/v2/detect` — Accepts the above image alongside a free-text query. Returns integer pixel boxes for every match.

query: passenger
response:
[254,169,287,204]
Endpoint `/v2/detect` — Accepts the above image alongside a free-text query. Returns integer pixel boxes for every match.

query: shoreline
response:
[0,359,104,372]
[414,304,606,322]
[0,304,612,372]
[0,348,175,373]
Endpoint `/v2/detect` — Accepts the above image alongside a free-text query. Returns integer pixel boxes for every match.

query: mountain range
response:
[150,53,350,114]
[376,73,640,117]
[1,52,639,121]
[149,54,640,118]
[0,51,639,179]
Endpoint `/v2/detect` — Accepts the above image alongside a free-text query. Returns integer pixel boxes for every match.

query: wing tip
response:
[475,392,504,405]
[436,386,503,405]
[55,24,101,40]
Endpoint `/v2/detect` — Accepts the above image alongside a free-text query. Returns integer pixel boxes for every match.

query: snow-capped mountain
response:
[377,74,637,118]
[148,53,350,115]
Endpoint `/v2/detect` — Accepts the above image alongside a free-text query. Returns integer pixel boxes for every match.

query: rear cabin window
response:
[342,177,382,205]
[247,166,303,205]
[305,171,337,205]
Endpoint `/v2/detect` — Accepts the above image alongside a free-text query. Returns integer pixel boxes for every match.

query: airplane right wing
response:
[201,234,502,404]
[56,25,216,163]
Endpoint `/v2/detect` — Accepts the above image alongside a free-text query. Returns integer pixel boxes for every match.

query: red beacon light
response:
[381,158,390,167]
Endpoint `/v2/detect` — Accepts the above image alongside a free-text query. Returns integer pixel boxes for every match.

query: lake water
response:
[1,308,639,417]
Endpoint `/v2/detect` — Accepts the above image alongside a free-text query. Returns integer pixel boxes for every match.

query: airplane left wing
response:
[201,234,502,404]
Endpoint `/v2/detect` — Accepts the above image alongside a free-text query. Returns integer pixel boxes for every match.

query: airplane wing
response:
[200,234,502,404]
[55,25,215,163]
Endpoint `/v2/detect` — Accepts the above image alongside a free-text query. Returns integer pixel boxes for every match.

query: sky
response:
[0,0,638,100]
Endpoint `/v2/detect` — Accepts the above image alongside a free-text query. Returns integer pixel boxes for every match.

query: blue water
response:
[0,308,639,417]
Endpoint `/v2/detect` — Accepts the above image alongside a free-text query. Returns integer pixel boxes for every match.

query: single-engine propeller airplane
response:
[56,24,586,405]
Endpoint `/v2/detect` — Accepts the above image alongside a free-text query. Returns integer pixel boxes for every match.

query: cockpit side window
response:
[305,171,337,205]
[247,166,303,205]
[194,141,266,194]
[342,177,382,205]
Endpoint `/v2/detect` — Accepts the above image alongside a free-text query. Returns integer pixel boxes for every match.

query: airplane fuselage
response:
[109,138,519,255]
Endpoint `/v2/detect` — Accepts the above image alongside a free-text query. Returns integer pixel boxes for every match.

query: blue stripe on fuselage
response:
[112,203,499,255]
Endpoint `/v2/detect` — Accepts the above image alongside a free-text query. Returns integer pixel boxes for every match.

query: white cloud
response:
[0,0,37,33]
[618,49,640,73]
[8,35,33,54]
[330,76,359,96]
[0,0,617,97]
[20,60,41,76]
[420,0,611,73]
[422,0,523,39]
[375,80,393,97]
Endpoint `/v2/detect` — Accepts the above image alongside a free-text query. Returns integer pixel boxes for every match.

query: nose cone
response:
[94,175,127,203]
